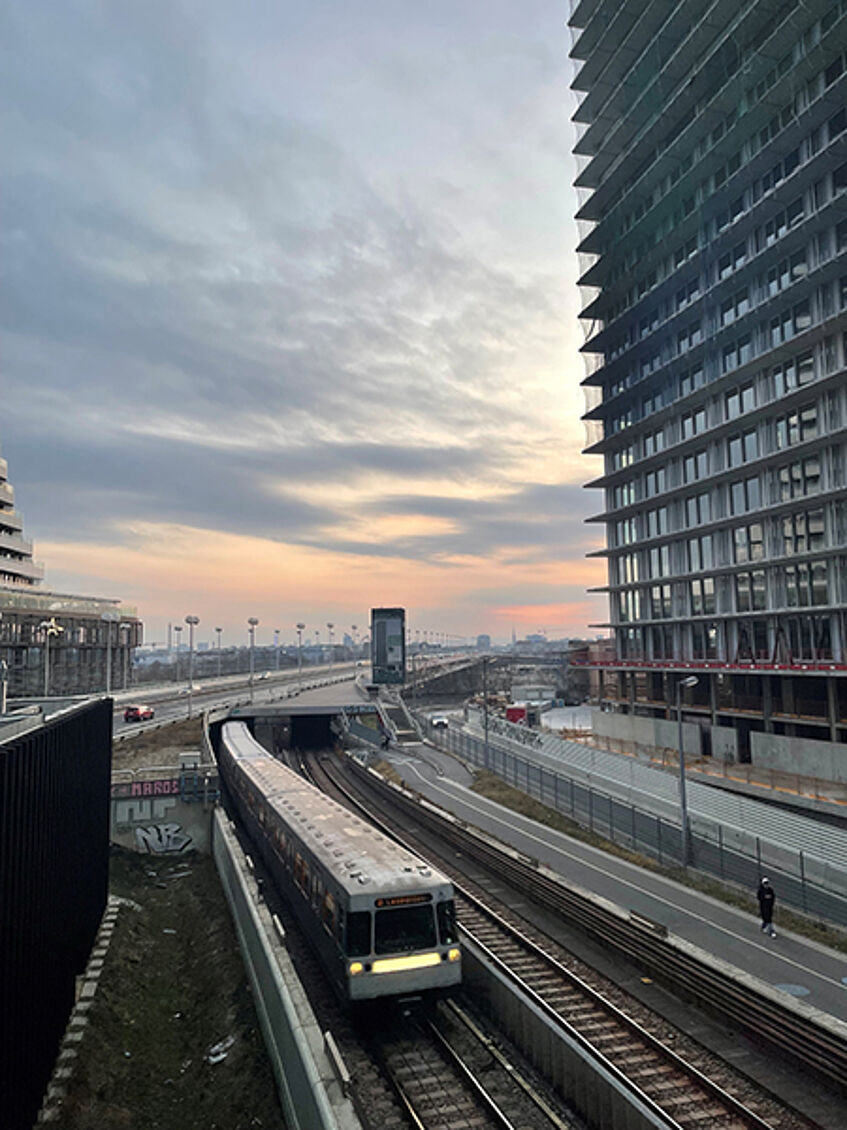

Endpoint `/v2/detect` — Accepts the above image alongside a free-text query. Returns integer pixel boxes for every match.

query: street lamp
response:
[296,623,305,690]
[40,617,64,697]
[173,624,183,682]
[327,622,334,671]
[101,610,120,694]
[185,615,199,718]
[247,617,259,702]
[120,623,131,690]
[676,675,699,867]
[482,655,490,771]
[274,628,281,671]
[215,627,223,677]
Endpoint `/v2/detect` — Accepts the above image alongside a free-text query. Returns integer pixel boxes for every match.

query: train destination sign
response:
[375,894,433,907]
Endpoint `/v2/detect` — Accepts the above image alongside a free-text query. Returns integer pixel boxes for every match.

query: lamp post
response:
[101,610,120,694]
[676,675,699,867]
[173,624,182,682]
[247,618,259,702]
[327,622,334,672]
[185,615,199,718]
[215,627,223,677]
[40,617,64,697]
[482,655,490,771]
[120,623,131,690]
[274,628,281,671]
[296,623,305,690]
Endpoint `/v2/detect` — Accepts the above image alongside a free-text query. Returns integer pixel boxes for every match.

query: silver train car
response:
[217,721,461,1003]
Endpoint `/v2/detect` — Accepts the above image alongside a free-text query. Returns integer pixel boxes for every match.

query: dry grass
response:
[470,770,847,955]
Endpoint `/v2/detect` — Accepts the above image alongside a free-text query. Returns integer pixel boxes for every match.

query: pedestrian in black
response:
[757,877,776,937]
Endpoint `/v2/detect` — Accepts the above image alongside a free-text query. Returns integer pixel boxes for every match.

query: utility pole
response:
[482,655,490,771]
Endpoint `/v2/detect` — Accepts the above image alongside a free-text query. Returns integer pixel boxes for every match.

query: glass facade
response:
[572,0,847,758]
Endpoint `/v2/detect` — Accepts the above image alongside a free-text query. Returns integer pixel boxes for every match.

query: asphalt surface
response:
[384,740,847,1028]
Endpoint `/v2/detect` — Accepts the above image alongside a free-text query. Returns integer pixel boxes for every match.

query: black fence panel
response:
[0,700,112,1130]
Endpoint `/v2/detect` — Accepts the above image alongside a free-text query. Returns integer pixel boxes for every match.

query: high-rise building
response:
[572,0,847,764]
[0,445,44,585]
[0,442,141,696]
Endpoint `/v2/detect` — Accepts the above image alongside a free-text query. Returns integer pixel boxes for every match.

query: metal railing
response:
[420,717,847,928]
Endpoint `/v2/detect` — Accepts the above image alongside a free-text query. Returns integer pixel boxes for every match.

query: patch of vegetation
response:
[113,718,205,773]
[470,771,847,955]
[57,848,285,1129]
[373,759,403,786]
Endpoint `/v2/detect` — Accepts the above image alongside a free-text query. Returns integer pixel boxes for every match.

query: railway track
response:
[365,1000,574,1130]
[304,750,829,1130]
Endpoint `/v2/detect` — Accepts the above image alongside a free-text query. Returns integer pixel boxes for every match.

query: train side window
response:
[437,901,458,945]
[346,911,371,957]
[293,854,309,892]
[321,891,335,932]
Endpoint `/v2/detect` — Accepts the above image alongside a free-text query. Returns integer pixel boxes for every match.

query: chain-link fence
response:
[420,717,847,928]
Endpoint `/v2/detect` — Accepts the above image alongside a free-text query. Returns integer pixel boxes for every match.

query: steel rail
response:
[305,755,773,1129]
[438,1000,577,1130]
[337,753,847,1093]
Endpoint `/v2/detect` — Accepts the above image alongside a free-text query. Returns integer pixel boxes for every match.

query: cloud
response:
[2,0,599,639]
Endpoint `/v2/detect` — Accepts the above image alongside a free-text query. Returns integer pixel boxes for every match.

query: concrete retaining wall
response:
[212,811,361,1130]
[110,775,218,854]
[462,935,672,1130]
[751,730,847,784]
[592,709,704,757]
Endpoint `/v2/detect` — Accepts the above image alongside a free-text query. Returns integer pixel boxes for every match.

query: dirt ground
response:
[52,721,286,1130]
[112,717,206,772]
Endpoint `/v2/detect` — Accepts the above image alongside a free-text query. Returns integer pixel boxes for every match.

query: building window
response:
[777,456,821,500]
[733,522,764,563]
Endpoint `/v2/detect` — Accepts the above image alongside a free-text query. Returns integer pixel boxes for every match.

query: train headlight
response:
[349,961,364,976]
[447,948,461,963]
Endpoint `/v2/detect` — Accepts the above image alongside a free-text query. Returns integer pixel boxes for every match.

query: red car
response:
[124,704,154,722]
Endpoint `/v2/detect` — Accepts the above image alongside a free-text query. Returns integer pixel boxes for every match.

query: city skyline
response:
[2,2,606,644]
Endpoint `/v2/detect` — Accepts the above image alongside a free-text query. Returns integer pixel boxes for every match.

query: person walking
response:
[757,877,776,937]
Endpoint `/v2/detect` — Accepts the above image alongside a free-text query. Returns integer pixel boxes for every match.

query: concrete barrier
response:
[212,812,361,1130]
[110,773,218,854]
[461,933,673,1130]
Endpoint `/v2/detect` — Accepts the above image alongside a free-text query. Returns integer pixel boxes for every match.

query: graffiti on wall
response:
[135,822,192,853]
[113,797,193,854]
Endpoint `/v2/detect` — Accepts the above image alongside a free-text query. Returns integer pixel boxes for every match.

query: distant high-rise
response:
[0,443,43,585]
[0,443,141,696]
[572,0,847,763]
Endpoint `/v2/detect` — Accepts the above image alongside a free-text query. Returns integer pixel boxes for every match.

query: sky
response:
[2,0,606,647]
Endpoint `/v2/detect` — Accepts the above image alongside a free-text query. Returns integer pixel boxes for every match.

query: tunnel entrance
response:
[290,713,334,751]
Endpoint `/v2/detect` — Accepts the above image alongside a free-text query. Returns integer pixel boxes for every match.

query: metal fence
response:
[421,718,847,929]
[0,699,112,1130]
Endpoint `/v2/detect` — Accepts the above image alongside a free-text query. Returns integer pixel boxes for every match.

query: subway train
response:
[217,721,461,1003]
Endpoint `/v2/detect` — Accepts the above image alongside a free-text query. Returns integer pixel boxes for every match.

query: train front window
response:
[346,911,371,957]
[437,900,458,945]
[375,905,436,954]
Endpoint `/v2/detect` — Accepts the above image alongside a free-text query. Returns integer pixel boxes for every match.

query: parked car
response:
[123,704,154,722]
[431,715,449,729]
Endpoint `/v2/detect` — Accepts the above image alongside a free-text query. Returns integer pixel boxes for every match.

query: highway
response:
[112,662,363,739]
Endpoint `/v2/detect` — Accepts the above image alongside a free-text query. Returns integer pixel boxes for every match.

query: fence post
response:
[631,802,636,850]
[570,775,575,817]
[657,816,662,865]
[718,824,724,879]
[589,788,594,833]
[799,850,808,913]
[756,836,762,877]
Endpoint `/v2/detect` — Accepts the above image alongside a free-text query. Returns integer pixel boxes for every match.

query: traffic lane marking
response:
[398,763,847,1000]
